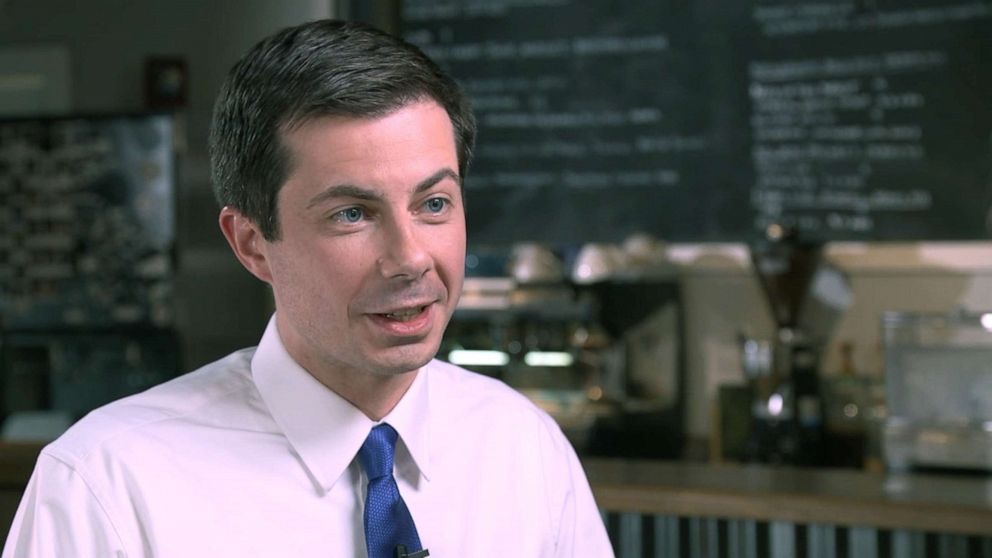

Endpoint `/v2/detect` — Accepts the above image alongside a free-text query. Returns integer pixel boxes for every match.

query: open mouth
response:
[366,302,437,340]
[382,306,428,322]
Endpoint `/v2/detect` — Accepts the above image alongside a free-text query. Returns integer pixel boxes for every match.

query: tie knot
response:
[359,423,398,480]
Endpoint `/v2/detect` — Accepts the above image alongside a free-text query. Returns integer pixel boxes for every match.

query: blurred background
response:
[1,2,992,553]
[1,0,991,467]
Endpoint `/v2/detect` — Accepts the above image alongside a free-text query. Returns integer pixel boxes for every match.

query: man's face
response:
[261,101,465,378]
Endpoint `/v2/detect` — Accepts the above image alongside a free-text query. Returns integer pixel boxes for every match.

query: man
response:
[3,19,614,557]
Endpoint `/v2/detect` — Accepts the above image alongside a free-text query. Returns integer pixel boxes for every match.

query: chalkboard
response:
[748,0,992,241]
[399,0,992,244]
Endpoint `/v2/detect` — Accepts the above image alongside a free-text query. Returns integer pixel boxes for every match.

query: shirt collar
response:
[382,359,432,482]
[251,315,432,494]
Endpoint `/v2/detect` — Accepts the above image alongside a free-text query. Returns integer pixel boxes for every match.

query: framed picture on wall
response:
[144,56,188,110]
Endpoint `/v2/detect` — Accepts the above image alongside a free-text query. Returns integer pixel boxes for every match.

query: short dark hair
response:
[209,19,476,240]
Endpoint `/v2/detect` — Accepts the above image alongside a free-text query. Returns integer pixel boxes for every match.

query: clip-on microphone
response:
[394,544,429,558]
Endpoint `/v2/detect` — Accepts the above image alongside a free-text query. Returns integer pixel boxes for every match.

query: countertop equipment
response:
[445,244,685,459]
[882,310,992,473]
[744,224,827,465]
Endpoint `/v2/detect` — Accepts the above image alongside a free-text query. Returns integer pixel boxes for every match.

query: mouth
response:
[380,305,429,322]
[366,302,437,338]
[360,282,450,340]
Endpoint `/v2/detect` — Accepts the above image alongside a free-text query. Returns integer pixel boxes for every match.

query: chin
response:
[371,345,438,376]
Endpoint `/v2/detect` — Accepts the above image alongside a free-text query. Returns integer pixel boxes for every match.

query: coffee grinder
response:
[745,224,826,466]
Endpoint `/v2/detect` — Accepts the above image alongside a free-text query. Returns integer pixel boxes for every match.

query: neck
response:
[311,365,418,421]
[272,316,422,420]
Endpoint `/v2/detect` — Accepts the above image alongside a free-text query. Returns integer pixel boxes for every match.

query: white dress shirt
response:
[3,317,614,557]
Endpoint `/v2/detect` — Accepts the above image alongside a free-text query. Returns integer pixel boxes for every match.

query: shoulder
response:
[425,358,566,442]
[427,359,544,410]
[43,347,259,468]
[424,360,593,530]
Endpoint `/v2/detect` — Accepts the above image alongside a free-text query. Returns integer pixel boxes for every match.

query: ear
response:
[219,206,274,283]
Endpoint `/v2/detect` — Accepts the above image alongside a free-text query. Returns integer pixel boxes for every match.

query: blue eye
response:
[425,198,447,213]
[336,207,364,223]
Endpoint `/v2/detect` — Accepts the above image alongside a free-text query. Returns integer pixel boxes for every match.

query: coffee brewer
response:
[744,224,827,466]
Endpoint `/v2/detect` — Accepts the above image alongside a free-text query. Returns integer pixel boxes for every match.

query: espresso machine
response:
[744,224,827,466]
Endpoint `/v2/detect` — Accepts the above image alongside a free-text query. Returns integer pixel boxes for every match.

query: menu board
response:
[398,0,992,244]
[749,0,992,240]
[402,1,754,244]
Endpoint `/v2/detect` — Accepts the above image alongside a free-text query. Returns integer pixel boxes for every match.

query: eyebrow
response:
[414,168,461,194]
[305,167,461,209]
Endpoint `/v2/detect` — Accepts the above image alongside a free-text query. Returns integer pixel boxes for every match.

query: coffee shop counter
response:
[586,458,992,557]
[585,458,992,534]
[0,443,45,543]
[1,444,990,552]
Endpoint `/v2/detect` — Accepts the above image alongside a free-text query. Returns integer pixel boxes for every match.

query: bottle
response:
[823,341,869,468]
[788,330,825,466]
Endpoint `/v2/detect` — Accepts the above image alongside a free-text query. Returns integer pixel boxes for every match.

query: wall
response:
[0,0,334,368]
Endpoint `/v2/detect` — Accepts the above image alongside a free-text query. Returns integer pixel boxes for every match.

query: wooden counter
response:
[1,446,990,556]
[0,444,42,489]
[584,458,992,537]
[0,447,990,536]
[0,443,43,548]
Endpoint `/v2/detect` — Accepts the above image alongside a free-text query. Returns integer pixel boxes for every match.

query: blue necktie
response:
[358,423,425,558]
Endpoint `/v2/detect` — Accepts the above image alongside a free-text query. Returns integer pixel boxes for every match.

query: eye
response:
[334,207,365,223]
[424,197,447,213]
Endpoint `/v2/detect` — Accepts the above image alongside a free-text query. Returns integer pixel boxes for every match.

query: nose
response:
[377,219,432,280]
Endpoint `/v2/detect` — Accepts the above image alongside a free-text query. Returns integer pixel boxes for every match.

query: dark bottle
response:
[788,330,825,466]
[823,341,870,468]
